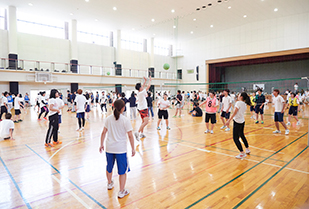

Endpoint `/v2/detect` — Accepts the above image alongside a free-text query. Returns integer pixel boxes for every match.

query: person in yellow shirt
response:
[286,92,300,126]
[250,92,256,119]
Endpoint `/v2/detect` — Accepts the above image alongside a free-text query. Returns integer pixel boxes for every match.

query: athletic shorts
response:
[85,105,91,112]
[76,112,85,118]
[221,111,230,119]
[25,101,29,104]
[274,112,284,122]
[250,106,255,112]
[138,109,149,119]
[106,152,130,175]
[205,113,216,124]
[255,105,264,114]
[1,106,8,114]
[15,109,21,115]
[58,115,62,124]
[288,106,298,116]
[158,110,168,119]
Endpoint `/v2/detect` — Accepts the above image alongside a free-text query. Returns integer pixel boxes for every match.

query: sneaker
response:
[220,126,226,130]
[210,130,214,134]
[107,180,114,190]
[81,127,84,131]
[255,121,259,124]
[285,129,289,135]
[43,117,48,120]
[48,143,54,147]
[53,141,62,145]
[18,119,23,122]
[38,119,42,121]
[204,130,210,133]
[76,128,81,131]
[245,148,251,154]
[261,121,264,124]
[118,189,130,198]
[273,130,281,134]
[178,116,181,118]
[225,128,230,131]
[157,127,161,130]
[140,133,146,138]
[14,121,18,123]
[152,117,155,120]
[172,116,177,118]
[44,143,49,147]
[296,121,300,126]
[235,153,247,159]
[167,126,171,130]
[286,122,291,125]
[134,132,140,141]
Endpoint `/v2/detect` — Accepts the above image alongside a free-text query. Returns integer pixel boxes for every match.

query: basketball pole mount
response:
[301,76,309,146]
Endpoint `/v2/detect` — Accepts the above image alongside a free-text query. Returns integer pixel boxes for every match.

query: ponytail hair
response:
[113,99,125,120]
[240,92,251,106]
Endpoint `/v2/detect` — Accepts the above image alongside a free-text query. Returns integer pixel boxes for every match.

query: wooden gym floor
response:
[0,102,308,209]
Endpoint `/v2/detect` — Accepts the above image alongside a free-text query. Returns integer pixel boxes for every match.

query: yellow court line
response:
[51,175,90,208]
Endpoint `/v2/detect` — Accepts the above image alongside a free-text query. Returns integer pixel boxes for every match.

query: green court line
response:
[233,146,309,209]
[185,132,308,209]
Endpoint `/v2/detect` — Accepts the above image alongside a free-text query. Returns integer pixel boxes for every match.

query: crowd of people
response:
[0,81,308,198]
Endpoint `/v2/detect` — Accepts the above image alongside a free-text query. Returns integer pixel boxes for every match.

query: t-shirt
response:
[14,97,22,109]
[56,98,64,115]
[294,84,298,91]
[137,89,147,110]
[222,96,232,112]
[104,114,133,153]
[233,101,246,124]
[176,94,182,103]
[0,119,14,139]
[255,94,266,105]
[230,94,236,101]
[48,98,59,116]
[1,97,8,106]
[24,95,29,101]
[129,97,136,107]
[146,97,153,107]
[273,95,285,112]
[74,94,87,113]
[100,95,107,104]
[40,96,47,107]
[193,106,203,116]
[158,99,170,109]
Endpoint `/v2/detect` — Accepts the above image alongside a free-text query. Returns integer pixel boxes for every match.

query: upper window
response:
[77,30,109,46]
[121,34,143,52]
[154,41,169,56]
[0,8,5,30]
[17,12,64,39]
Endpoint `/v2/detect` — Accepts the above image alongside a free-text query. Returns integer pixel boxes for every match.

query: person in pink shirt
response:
[200,92,218,134]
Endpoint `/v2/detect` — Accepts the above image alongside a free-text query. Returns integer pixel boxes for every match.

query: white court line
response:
[178,143,309,175]
[52,175,90,208]
[48,140,75,161]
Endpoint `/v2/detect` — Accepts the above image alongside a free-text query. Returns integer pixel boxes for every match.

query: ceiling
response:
[0,0,309,43]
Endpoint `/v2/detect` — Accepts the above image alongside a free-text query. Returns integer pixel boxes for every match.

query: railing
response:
[0,58,177,79]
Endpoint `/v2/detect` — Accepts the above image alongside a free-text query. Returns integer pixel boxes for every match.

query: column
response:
[70,19,78,73]
[8,6,18,69]
[148,37,155,77]
[114,30,122,75]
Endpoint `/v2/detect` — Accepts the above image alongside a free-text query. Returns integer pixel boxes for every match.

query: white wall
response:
[178,12,309,91]
[0,30,8,59]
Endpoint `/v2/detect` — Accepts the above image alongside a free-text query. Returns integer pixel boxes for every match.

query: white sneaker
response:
[152,117,154,120]
[118,189,130,198]
[286,122,291,125]
[245,148,250,154]
[140,133,146,138]
[225,128,230,132]
[81,127,84,131]
[76,128,81,131]
[285,129,289,135]
[107,180,114,190]
[235,153,247,159]
[220,126,226,130]
[210,130,214,134]
[273,130,281,134]
[296,121,300,125]
[204,130,210,133]
[250,116,253,119]
[134,132,140,141]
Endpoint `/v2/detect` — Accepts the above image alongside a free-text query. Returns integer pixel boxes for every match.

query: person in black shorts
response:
[255,89,265,124]
[157,94,171,130]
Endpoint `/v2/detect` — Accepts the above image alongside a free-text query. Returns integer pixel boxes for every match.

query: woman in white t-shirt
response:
[13,94,24,123]
[99,99,135,199]
[45,89,61,147]
[226,92,251,159]
[157,93,171,130]
[74,89,87,131]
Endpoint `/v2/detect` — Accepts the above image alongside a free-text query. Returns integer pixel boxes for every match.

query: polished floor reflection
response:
[0,103,309,209]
